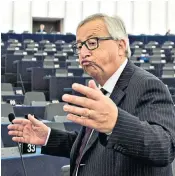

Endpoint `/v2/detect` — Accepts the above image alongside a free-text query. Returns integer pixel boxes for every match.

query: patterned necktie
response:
[75,88,108,168]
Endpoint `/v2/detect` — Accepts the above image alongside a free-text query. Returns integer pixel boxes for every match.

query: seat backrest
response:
[61,165,70,176]
[44,103,68,121]
[1,138,4,148]
[43,60,55,68]
[1,83,15,95]
[162,70,175,78]
[172,159,175,176]
[1,83,13,92]
[55,69,68,77]
[23,92,46,105]
[1,103,14,117]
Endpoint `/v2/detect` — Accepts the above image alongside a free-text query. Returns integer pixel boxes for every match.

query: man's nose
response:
[80,45,91,59]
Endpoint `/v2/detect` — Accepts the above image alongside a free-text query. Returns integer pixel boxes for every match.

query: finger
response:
[67,114,97,129]
[12,137,26,143]
[64,104,95,118]
[62,94,95,109]
[28,114,41,126]
[12,118,31,125]
[72,83,100,100]
[88,80,98,90]
[7,124,24,131]
[8,130,23,137]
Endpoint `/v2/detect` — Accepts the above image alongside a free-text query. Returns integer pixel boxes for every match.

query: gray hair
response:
[77,13,131,58]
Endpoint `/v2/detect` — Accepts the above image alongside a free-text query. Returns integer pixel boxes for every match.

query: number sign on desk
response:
[19,143,36,154]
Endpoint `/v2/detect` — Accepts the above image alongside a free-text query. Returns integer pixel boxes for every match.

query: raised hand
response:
[62,80,118,133]
[8,114,49,146]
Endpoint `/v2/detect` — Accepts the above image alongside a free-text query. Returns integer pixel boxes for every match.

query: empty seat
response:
[61,165,70,176]
[14,50,27,55]
[7,39,18,43]
[162,45,173,49]
[23,39,34,44]
[44,47,56,55]
[34,50,47,56]
[130,41,143,49]
[163,63,175,70]
[22,55,36,61]
[149,56,166,64]
[39,40,50,45]
[27,43,39,48]
[171,48,175,55]
[144,44,157,49]
[54,52,67,61]
[173,160,175,176]
[61,43,72,49]
[8,30,15,33]
[9,43,22,48]
[162,70,175,78]
[1,83,14,95]
[43,60,56,68]
[44,103,68,121]
[26,47,38,54]
[31,101,48,106]
[133,48,147,54]
[1,103,14,117]
[152,48,164,54]
[7,47,20,54]
[1,139,4,148]
[140,63,155,70]
[44,43,56,48]
[55,69,68,77]
[63,48,74,56]
[69,60,80,67]
[68,56,78,60]
[44,56,55,61]
[55,40,65,45]
[130,56,140,64]
[147,41,159,46]
[163,41,174,46]
[23,92,46,105]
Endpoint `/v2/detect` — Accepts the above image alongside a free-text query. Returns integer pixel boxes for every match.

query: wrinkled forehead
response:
[76,19,109,42]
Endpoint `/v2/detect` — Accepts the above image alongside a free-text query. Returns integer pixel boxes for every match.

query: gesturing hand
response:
[8,114,49,146]
[62,80,118,133]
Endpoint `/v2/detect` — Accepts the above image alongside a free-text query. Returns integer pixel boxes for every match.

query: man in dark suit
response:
[8,13,175,176]
[37,24,46,33]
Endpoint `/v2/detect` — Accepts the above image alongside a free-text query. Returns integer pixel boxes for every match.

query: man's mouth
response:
[81,60,91,66]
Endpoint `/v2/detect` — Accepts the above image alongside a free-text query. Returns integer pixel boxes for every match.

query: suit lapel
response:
[70,127,85,165]
[73,60,136,162]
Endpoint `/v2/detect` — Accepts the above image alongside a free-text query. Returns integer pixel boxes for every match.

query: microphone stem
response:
[17,142,28,176]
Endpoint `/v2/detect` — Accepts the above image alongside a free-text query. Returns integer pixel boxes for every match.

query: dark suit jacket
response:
[37,29,46,32]
[42,60,175,176]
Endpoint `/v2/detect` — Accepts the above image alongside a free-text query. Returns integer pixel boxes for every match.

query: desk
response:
[2,33,175,45]
[2,148,70,176]
[46,76,91,101]
[31,67,56,92]
[2,95,24,104]
[1,33,76,43]
[14,106,45,118]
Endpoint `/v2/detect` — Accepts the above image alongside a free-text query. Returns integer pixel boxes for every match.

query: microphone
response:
[19,73,26,95]
[8,113,15,123]
[49,26,53,33]
[8,113,28,176]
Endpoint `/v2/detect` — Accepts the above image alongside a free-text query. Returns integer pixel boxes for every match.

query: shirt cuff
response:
[105,132,112,135]
[43,127,51,146]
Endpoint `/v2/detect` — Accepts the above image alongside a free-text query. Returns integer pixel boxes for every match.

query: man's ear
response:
[118,40,127,57]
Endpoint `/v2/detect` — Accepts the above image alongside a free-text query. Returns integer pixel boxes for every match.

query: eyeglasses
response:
[73,37,114,55]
